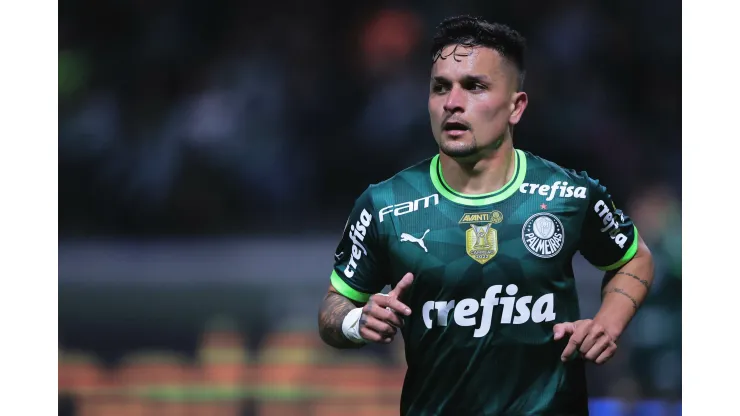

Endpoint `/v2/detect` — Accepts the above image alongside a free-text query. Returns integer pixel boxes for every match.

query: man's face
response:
[428,45,527,159]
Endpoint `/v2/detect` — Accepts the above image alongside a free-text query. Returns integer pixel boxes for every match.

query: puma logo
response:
[400,229,430,253]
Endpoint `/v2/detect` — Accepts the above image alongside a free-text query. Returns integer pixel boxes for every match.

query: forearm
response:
[594,241,654,340]
[318,291,366,349]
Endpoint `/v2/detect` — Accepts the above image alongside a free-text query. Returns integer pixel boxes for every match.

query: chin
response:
[439,141,479,159]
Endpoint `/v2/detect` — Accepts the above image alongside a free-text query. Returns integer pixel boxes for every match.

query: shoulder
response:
[522,150,592,184]
[361,157,435,206]
[519,150,606,202]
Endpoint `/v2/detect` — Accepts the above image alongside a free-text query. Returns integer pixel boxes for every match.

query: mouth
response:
[442,121,470,136]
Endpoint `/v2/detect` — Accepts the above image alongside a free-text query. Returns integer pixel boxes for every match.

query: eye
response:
[431,83,449,94]
[466,82,488,91]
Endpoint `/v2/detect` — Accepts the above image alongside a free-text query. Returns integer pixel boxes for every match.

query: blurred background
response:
[58,0,681,415]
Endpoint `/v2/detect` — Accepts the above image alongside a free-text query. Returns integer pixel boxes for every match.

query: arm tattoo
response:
[318,292,365,349]
[605,288,639,310]
[616,271,650,290]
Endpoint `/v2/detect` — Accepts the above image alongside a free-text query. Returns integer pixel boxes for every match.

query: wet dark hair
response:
[431,15,527,90]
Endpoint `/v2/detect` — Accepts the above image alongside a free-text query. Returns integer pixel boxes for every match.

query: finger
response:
[381,307,405,328]
[553,322,576,341]
[388,273,414,299]
[360,325,395,343]
[584,336,611,361]
[361,326,396,344]
[561,338,578,362]
[359,326,385,343]
[386,297,412,316]
[373,294,411,316]
[367,301,404,327]
[361,315,397,338]
[561,322,590,361]
[579,330,602,355]
[594,342,617,364]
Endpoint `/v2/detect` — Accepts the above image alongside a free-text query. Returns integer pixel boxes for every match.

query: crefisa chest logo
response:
[460,210,503,265]
[521,212,564,258]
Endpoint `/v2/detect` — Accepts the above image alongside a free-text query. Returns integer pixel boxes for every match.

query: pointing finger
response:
[389,273,414,298]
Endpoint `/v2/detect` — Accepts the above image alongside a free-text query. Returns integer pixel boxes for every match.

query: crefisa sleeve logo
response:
[343,209,373,278]
[521,213,565,258]
[594,200,629,249]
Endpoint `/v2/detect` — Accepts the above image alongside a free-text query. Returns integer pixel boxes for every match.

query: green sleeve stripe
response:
[330,270,371,303]
[596,226,640,271]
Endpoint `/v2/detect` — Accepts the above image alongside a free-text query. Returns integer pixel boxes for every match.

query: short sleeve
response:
[329,187,389,303]
[579,177,640,271]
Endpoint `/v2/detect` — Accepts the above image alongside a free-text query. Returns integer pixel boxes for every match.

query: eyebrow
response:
[431,74,492,84]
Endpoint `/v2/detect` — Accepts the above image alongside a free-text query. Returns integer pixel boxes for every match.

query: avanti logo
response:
[421,284,556,338]
[343,209,373,278]
[519,181,587,201]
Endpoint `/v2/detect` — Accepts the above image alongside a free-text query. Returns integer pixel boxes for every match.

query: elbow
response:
[318,328,333,348]
[316,318,335,348]
[317,322,337,349]
[318,326,356,350]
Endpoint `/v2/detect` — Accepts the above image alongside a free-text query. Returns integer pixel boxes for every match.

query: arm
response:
[317,187,409,349]
[555,176,653,363]
[318,285,366,349]
[595,235,655,340]
[319,273,414,349]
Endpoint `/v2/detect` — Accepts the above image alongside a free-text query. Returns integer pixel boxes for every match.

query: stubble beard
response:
[439,132,510,160]
[439,135,479,159]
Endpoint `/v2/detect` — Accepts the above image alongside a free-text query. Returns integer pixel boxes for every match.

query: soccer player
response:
[318,15,654,416]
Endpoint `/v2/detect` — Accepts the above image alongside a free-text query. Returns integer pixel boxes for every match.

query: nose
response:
[443,85,465,113]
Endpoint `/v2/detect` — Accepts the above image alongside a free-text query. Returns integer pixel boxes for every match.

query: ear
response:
[509,91,528,125]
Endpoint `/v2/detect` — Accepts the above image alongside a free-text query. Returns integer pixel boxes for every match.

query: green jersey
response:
[329,149,639,416]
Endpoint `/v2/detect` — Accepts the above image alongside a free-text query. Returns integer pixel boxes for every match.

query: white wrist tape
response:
[341,307,367,344]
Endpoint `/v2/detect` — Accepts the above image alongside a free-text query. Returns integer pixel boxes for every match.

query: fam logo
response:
[459,210,503,265]
[521,212,564,258]
[379,194,439,223]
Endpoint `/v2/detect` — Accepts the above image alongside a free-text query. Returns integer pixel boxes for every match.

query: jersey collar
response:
[429,149,528,206]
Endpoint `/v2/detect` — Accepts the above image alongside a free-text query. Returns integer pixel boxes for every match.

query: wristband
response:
[341,307,367,344]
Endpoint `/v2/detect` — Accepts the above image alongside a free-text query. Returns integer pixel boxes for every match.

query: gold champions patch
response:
[459,211,503,265]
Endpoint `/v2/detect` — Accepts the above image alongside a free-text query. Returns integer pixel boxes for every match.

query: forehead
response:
[431,45,507,79]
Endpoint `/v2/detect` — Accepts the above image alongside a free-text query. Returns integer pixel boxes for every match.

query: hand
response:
[553,319,617,365]
[358,272,414,344]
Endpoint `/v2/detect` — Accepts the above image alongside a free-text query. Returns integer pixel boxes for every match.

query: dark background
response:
[58,0,681,415]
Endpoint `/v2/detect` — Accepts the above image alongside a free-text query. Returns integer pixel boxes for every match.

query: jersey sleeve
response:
[329,187,389,303]
[578,177,640,271]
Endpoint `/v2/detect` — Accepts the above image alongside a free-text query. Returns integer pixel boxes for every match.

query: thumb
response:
[553,322,576,340]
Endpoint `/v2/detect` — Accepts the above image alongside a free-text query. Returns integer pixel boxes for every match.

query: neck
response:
[438,139,516,196]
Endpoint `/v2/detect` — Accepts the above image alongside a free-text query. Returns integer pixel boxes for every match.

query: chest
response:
[383,195,584,290]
